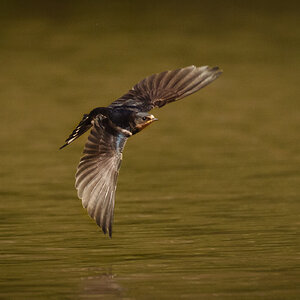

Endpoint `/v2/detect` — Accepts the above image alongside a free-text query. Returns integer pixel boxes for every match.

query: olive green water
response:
[0,1,299,299]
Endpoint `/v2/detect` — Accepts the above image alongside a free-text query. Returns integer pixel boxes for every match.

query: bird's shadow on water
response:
[78,268,125,299]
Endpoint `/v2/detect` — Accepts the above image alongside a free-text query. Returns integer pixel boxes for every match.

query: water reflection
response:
[79,270,124,300]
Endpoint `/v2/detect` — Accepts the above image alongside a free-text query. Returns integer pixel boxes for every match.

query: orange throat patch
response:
[135,120,154,131]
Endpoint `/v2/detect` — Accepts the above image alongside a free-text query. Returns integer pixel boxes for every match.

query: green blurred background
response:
[0,1,299,299]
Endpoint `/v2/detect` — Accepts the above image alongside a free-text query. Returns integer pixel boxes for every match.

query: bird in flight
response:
[60,65,222,237]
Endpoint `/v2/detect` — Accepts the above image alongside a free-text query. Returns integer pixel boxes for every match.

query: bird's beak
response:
[150,115,158,121]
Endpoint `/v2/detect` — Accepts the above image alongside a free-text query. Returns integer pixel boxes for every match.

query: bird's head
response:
[131,112,158,133]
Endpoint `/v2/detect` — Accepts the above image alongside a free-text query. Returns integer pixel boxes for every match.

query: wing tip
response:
[210,65,223,73]
[197,65,223,73]
[101,225,113,238]
[197,65,223,81]
[100,223,113,238]
[95,213,113,238]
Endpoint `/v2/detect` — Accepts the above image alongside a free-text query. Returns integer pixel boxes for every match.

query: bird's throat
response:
[135,120,154,132]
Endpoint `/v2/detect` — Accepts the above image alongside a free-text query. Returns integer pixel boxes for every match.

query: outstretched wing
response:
[109,65,222,112]
[75,115,128,237]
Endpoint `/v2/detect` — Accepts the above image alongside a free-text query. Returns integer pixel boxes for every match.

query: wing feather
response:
[109,65,222,112]
[75,116,128,237]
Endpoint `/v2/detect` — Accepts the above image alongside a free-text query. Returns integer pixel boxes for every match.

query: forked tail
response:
[59,114,93,149]
[60,107,110,149]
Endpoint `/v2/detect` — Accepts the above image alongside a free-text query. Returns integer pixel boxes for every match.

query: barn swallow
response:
[60,65,222,237]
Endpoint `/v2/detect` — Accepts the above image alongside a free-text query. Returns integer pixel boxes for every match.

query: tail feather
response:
[60,114,93,149]
[60,107,110,150]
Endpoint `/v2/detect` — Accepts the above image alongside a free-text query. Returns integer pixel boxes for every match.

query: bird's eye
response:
[142,116,147,121]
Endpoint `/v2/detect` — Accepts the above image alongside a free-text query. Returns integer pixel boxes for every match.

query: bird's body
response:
[61,65,222,237]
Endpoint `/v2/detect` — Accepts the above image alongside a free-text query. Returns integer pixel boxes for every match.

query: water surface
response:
[0,1,299,299]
